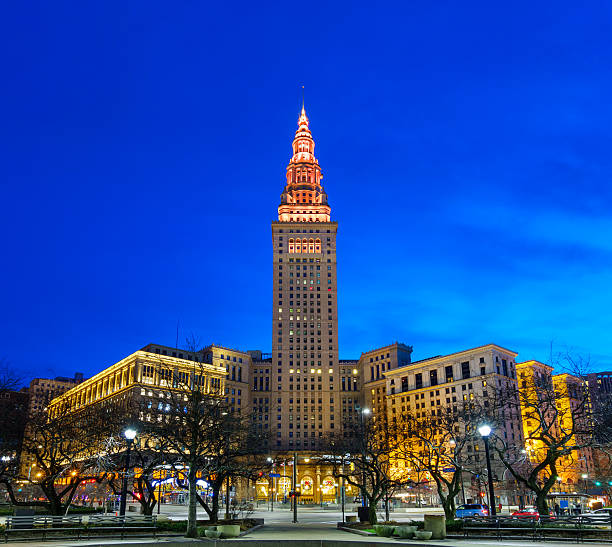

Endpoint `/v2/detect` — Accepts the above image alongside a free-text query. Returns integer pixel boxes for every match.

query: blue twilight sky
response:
[2,1,612,383]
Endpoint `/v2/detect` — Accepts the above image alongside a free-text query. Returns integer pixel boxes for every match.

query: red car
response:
[511,507,554,520]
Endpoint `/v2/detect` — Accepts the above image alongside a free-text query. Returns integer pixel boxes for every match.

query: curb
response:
[239,524,265,537]
[337,526,375,536]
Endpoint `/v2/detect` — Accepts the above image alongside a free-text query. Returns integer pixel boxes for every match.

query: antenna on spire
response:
[301,85,305,111]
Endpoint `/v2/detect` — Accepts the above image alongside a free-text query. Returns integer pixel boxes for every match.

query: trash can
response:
[357,506,370,522]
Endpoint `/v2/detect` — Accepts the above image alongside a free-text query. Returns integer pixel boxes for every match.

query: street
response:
[153,503,442,523]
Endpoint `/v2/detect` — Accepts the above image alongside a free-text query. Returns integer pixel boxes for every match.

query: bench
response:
[462,515,538,541]
[83,514,157,540]
[3,514,157,543]
[461,514,612,543]
[538,515,612,543]
[4,515,85,542]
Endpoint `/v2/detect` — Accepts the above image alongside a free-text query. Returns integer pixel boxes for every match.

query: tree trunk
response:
[384,489,390,522]
[209,482,221,523]
[136,477,156,515]
[186,466,198,538]
[368,503,378,525]
[49,497,63,516]
[535,490,549,515]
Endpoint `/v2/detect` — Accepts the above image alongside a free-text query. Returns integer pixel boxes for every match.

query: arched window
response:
[309,238,315,253]
[315,238,321,253]
[289,238,294,253]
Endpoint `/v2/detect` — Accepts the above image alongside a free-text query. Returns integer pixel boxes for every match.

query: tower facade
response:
[271,107,339,451]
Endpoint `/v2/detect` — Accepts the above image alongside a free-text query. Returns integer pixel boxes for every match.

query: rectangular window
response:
[461,361,470,379]
[415,373,423,389]
[445,365,453,382]
[430,369,438,386]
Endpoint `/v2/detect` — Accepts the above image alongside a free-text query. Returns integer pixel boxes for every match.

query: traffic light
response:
[595,481,602,486]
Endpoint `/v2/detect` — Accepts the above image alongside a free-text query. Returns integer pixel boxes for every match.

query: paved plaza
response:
[4,506,611,547]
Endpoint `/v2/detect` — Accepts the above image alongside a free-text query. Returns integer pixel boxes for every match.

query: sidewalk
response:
[236,523,603,547]
[5,522,610,547]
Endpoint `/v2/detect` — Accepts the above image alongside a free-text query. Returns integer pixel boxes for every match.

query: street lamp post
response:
[266,457,275,512]
[478,424,496,516]
[119,428,137,517]
[341,459,346,524]
[292,452,298,523]
[360,408,371,509]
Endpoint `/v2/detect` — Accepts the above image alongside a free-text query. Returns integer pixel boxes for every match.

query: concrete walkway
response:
[5,522,611,547]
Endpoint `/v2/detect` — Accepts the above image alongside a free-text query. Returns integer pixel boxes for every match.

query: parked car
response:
[511,507,554,520]
[581,508,612,522]
[456,503,489,518]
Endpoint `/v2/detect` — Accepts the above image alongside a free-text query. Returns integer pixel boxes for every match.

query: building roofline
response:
[516,359,553,371]
[378,343,518,372]
[141,342,252,358]
[49,348,227,407]
[359,342,413,358]
[201,344,253,357]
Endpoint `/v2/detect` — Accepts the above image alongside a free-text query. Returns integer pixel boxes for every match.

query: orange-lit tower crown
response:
[278,106,331,222]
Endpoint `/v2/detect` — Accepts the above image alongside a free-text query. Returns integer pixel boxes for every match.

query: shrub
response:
[374,525,395,537]
[66,506,104,514]
[445,519,464,532]
[156,520,188,533]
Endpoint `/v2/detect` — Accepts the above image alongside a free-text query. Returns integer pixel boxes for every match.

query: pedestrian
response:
[554,503,560,516]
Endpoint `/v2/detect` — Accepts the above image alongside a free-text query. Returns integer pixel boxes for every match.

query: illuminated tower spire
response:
[278,107,331,222]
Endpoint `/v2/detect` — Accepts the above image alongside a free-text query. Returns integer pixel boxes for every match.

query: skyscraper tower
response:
[271,106,339,451]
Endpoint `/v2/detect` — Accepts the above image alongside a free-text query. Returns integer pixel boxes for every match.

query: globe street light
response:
[478,424,496,516]
[119,428,137,516]
[266,457,276,512]
[292,452,298,523]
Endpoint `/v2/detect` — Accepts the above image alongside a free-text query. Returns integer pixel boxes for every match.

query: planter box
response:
[217,524,241,538]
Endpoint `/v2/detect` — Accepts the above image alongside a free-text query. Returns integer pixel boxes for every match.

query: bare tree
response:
[490,352,595,514]
[0,358,22,394]
[393,404,483,519]
[0,361,27,486]
[143,357,256,537]
[321,416,409,524]
[103,434,174,516]
[186,418,267,524]
[0,405,112,515]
